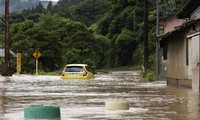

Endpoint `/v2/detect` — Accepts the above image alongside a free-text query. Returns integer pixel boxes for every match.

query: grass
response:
[141,70,156,82]
[96,65,142,73]
[38,70,61,76]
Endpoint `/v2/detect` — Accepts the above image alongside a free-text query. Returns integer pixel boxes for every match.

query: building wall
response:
[162,16,186,34]
[167,31,188,79]
[166,21,200,88]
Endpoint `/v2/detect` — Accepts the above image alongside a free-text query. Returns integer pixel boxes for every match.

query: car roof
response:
[65,64,88,67]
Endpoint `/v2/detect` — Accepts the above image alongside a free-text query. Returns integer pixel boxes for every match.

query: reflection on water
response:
[0,71,199,120]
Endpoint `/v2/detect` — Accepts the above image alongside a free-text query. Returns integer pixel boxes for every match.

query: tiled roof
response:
[158,18,200,40]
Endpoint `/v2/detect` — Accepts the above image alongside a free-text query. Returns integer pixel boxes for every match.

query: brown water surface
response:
[0,71,199,120]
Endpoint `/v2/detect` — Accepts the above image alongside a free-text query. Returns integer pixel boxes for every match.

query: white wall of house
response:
[187,32,200,90]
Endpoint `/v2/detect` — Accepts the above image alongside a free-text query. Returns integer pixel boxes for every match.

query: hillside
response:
[0,0,56,14]
[0,0,188,73]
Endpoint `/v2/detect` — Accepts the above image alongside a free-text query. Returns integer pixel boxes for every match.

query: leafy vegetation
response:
[0,0,187,74]
[141,70,156,81]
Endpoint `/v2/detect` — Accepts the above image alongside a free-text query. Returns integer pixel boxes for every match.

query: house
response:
[157,14,186,81]
[158,0,200,91]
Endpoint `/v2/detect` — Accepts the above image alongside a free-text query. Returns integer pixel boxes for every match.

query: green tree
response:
[69,0,110,26]
[96,13,113,36]
[31,14,65,71]
[10,15,65,72]
[64,31,97,66]
[47,1,54,14]
[35,2,44,13]
[53,0,82,18]
[11,20,37,73]
[114,28,137,66]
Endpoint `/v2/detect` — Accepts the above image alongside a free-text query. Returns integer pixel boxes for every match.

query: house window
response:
[159,25,164,34]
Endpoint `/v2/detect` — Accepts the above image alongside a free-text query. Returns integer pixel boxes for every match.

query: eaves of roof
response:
[177,0,200,19]
[157,18,200,41]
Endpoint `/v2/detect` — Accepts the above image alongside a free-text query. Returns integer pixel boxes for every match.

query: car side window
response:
[86,66,94,74]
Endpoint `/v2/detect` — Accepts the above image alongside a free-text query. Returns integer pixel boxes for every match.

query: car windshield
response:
[65,66,83,72]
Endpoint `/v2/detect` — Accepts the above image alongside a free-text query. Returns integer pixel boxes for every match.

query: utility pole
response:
[5,0,10,63]
[147,0,161,78]
[143,0,149,72]
[156,0,161,79]
[1,0,11,76]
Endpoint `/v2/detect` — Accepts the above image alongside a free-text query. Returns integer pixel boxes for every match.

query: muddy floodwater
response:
[0,71,200,120]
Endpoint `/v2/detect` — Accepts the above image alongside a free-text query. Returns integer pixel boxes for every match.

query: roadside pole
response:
[36,59,38,75]
[32,50,41,75]
[1,0,11,76]
[156,0,161,79]
[17,53,21,75]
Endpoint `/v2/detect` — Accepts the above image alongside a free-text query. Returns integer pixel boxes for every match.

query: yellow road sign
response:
[33,50,41,59]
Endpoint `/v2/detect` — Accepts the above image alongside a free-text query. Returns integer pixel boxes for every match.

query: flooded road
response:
[0,71,199,120]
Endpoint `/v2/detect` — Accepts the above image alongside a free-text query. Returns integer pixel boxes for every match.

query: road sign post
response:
[36,59,38,75]
[32,50,41,75]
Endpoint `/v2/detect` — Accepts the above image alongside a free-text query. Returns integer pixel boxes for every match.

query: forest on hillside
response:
[0,0,187,74]
[0,0,56,14]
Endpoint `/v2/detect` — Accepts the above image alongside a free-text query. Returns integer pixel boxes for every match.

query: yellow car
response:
[60,64,95,79]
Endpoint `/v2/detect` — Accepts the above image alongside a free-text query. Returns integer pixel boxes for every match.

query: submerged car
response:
[60,64,95,79]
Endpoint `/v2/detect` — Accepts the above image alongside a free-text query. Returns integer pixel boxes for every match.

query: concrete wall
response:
[167,77,192,88]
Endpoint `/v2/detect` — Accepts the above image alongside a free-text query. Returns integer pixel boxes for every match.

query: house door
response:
[188,34,200,91]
